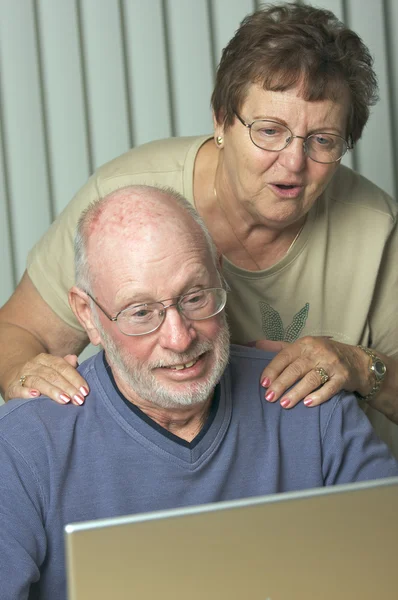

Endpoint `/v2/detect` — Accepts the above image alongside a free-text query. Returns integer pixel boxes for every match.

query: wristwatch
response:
[357,345,387,402]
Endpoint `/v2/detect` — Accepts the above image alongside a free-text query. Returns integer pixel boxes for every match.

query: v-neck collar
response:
[91,352,232,468]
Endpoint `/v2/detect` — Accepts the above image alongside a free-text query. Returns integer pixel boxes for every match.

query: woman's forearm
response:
[0,322,47,400]
[0,272,89,402]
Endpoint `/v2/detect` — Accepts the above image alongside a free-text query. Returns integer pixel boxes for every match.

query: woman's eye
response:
[258,128,278,136]
[314,135,333,147]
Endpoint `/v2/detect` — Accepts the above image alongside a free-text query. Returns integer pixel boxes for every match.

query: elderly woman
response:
[0,3,397,447]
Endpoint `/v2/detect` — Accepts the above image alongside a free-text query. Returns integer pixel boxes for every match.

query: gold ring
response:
[19,375,27,387]
[315,367,329,385]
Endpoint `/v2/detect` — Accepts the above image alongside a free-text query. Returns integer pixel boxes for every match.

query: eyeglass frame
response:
[85,287,228,337]
[234,112,352,164]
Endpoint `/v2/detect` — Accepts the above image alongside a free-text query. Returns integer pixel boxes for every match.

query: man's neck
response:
[129,396,214,443]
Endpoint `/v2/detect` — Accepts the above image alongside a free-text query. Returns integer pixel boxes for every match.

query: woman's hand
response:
[6,354,89,405]
[256,336,372,408]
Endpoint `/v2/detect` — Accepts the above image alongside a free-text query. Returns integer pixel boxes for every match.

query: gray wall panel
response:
[36,0,91,215]
[385,0,398,196]
[0,0,52,279]
[0,0,396,299]
[211,0,256,64]
[79,0,131,170]
[0,120,14,305]
[123,0,173,146]
[347,0,395,196]
[165,0,214,136]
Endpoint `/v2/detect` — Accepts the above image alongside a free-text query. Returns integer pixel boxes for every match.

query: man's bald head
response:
[74,185,219,293]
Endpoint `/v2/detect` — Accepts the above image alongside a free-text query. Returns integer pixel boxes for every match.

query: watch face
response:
[374,359,387,379]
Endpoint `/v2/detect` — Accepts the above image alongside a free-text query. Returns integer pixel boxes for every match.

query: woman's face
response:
[215,83,350,229]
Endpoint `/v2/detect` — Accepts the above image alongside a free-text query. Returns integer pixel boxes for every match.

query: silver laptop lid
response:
[65,477,398,600]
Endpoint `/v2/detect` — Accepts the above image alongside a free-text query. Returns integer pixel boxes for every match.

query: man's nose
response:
[158,306,197,352]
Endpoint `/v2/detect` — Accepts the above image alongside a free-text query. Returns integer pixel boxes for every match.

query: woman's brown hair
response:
[211,2,378,145]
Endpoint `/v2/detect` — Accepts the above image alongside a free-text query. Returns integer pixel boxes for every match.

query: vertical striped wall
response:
[0,0,397,307]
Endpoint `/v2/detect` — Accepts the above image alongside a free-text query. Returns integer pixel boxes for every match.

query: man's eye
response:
[182,292,206,308]
[187,294,203,304]
[128,307,156,321]
[134,309,150,317]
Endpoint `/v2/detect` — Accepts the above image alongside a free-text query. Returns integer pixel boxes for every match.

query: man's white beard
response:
[97,317,230,409]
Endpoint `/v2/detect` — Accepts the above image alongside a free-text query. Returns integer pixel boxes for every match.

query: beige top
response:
[27,135,398,449]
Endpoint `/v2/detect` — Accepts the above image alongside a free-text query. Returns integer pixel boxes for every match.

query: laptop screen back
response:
[65,477,398,600]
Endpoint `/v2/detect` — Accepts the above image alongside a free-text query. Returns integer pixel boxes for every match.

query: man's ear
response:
[69,287,102,347]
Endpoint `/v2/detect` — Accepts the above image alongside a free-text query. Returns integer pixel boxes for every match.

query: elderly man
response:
[0,185,397,600]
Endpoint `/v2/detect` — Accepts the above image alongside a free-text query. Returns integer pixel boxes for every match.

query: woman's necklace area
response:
[213,185,304,272]
[213,185,262,270]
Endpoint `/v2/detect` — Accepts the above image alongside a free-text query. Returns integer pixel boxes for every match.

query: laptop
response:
[65,476,398,600]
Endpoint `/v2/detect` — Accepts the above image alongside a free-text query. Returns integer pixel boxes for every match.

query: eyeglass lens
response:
[117,288,226,336]
[250,120,347,163]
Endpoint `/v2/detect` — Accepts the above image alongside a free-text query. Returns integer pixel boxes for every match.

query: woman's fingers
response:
[7,354,89,405]
[269,368,343,409]
[260,336,368,408]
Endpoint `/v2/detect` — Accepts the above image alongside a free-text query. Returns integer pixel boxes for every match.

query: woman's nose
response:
[278,136,307,171]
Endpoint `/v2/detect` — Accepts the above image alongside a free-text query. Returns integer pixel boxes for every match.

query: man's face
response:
[89,213,230,409]
[97,313,229,409]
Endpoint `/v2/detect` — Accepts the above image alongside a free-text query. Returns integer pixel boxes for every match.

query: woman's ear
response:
[68,287,102,346]
[213,111,225,148]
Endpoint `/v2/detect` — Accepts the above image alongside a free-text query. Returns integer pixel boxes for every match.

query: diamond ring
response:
[315,367,329,385]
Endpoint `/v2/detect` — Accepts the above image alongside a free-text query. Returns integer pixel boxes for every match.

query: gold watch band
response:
[357,345,386,402]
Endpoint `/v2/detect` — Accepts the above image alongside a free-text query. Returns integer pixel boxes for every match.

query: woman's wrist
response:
[357,345,388,402]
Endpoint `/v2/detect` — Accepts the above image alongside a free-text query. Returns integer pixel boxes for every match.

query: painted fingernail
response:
[280,398,291,408]
[29,390,40,397]
[261,377,271,388]
[265,390,275,402]
[59,393,71,404]
[74,394,84,405]
[80,386,89,397]
[304,398,313,406]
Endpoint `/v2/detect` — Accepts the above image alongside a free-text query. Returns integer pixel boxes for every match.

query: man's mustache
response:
[148,340,213,369]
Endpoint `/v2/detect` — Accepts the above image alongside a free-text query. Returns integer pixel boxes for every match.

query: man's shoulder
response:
[0,396,79,458]
[227,344,347,422]
[228,344,276,369]
[227,345,280,386]
[0,354,101,449]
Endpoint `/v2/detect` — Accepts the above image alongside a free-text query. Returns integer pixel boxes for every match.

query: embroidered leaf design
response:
[260,301,310,342]
[260,302,285,341]
[284,303,310,342]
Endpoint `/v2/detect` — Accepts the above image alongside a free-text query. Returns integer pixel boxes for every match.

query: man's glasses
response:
[87,287,227,336]
[235,112,352,164]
